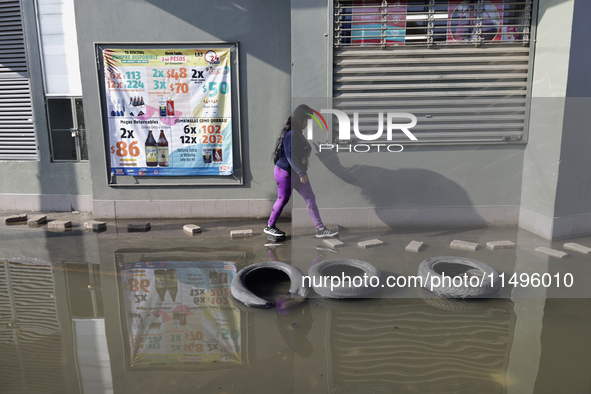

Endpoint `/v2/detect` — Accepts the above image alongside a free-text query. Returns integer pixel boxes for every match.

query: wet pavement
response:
[1,210,590,393]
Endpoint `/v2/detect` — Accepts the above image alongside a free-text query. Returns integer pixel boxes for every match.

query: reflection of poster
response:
[102,48,233,176]
[351,1,406,46]
[447,0,514,43]
[119,261,240,369]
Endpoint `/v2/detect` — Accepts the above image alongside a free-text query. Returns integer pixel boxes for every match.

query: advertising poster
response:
[350,1,406,46]
[119,261,241,369]
[102,48,233,176]
[447,0,517,43]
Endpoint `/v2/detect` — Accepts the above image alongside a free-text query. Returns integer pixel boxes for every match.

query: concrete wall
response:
[550,0,591,236]
[0,0,93,212]
[72,0,292,218]
[519,0,591,239]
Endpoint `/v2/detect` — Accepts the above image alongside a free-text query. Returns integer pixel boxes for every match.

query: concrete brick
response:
[28,215,47,225]
[84,221,107,231]
[357,239,384,249]
[183,224,202,234]
[535,247,568,259]
[486,240,516,251]
[230,229,253,238]
[563,243,591,255]
[127,222,151,232]
[48,220,72,229]
[323,238,344,248]
[450,239,479,252]
[5,213,27,223]
[405,240,424,253]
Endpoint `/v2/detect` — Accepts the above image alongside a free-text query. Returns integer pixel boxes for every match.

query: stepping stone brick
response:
[84,221,107,232]
[358,239,384,249]
[127,222,151,232]
[486,240,516,251]
[183,224,202,234]
[323,238,344,248]
[5,214,27,223]
[231,229,253,238]
[535,247,568,259]
[405,240,424,253]
[28,215,47,225]
[48,220,72,229]
[563,243,591,255]
[450,239,479,252]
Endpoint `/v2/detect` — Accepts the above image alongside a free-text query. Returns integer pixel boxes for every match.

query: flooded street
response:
[1,212,590,393]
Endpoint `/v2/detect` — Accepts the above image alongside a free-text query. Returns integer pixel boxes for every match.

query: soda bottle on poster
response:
[145,130,158,167]
[154,269,167,301]
[166,269,178,302]
[158,130,169,167]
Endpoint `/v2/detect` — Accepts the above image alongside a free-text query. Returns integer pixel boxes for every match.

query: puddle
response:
[0,214,590,393]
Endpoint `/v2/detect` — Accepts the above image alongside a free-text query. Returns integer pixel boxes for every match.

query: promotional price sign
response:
[102,48,233,176]
[119,261,241,369]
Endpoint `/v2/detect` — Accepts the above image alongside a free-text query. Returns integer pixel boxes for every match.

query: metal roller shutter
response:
[333,0,535,144]
[0,0,37,159]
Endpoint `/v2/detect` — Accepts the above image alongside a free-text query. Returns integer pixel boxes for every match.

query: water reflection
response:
[118,261,241,370]
[1,222,591,393]
[315,296,515,394]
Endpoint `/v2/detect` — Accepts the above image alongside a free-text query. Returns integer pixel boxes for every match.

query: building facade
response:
[0,0,589,240]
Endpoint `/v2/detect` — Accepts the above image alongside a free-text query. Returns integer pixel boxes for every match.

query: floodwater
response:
[1,212,590,394]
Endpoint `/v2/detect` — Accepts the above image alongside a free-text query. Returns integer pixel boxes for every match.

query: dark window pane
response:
[51,129,77,160]
[75,98,85,129]
[79,128,88,160]
[47,98,73,130]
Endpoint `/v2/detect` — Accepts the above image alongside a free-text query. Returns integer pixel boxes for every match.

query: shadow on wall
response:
[312,146,485,228]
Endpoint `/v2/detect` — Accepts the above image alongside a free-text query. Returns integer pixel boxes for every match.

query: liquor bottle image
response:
[154,269,167,301]
[157,130,169,167]
[166,97,174,116]
[213,146,223,163]
[159,98,166,117]
[202,147,212,164]
[166,269,178,302]
[145,130,158,167]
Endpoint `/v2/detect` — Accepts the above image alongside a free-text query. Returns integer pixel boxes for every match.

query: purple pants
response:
[268,166,323,229]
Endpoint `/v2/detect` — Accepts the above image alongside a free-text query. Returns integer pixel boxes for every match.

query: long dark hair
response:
[272,104,312,164]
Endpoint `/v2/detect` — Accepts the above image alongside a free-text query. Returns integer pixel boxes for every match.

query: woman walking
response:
[264,105,339,238]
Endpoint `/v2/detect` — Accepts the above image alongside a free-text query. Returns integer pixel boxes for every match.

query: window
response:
[35,0,87,160]
[0,0,38,160]
[332,0,535,144]
[46,97,87,161]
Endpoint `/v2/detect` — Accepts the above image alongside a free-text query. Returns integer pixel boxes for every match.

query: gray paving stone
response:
[184,224,202,234]
[405,240,424,253]
[28,215,47,225]
[357,239,384,249]
[323,238,344,248]
[84,221,106,231]
[231,229,253,238]
[48,220,72,229]
[535,247,568,258]
[5,213,27,223]
[450,239,479,252]
[563,243,591,255]
[127,222,151,232]
[486,240,516,251]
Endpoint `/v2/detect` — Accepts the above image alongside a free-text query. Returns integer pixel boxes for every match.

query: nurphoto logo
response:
[305,109,418,153]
